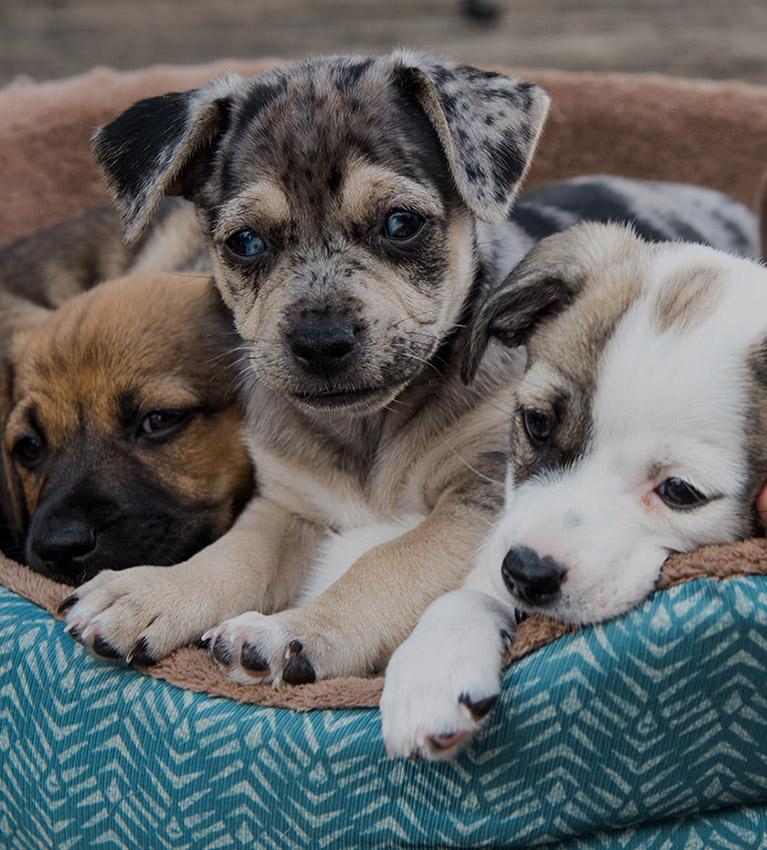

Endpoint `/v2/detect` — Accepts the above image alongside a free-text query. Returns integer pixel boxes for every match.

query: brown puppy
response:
[1,272,253,585]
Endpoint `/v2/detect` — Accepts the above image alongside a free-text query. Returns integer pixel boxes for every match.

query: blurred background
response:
[1,0,766,86]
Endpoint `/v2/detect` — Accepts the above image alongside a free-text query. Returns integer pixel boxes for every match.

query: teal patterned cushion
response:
[1,575,766,849]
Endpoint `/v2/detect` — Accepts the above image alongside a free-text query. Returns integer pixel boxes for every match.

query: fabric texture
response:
[2,539,767,711]
[2,576,766,848]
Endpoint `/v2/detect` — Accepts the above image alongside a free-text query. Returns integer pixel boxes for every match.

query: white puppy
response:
[382,222,767,760]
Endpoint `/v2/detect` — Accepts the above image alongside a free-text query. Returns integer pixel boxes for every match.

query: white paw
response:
[380,590,513,761]
[59,564,219,665]
[204,611,317,686]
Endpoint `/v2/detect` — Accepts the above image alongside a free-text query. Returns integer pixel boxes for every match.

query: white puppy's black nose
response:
[289,323,357,378]
[501,546,565,606]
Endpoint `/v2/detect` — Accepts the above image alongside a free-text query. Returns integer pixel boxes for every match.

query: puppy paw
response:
[380,590,511,761]
[60,565,221,665]
[204,611,319,686]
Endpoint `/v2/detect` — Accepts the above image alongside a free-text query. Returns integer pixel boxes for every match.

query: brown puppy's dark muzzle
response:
[28,518,97,580]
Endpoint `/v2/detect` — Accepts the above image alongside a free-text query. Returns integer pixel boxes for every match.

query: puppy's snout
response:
[502,546,566,606]
[30,519,97,575]
[288,322,357,377]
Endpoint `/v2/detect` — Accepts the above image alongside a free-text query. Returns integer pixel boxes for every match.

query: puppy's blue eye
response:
[655,477,707,510]
[225,228,267,258]
[384,210,425,241]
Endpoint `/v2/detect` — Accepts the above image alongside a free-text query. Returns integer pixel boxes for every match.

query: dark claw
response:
[288,639,303,657]
[241,643,269,673]
[458,692,498,720]
[57,595,78,615]
[514,609,528,624]
[92,635,122,660]
[283,651,316,685]
[128,637,156,668]
[196,636,211,650]
[211,635,234,667]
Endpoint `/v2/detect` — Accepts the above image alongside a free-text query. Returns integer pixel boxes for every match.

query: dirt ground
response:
[1,0,766,86]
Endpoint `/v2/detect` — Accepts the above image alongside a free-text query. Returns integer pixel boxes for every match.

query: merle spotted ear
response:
[91,76,243,243]
[393,51,550,223]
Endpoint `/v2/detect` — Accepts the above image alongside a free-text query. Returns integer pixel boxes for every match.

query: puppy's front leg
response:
[61,498,319,665]
[211,492,498,685]
[381,583,515,761]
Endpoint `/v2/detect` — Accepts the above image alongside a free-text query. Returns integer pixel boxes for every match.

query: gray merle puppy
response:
[61,51,757,684]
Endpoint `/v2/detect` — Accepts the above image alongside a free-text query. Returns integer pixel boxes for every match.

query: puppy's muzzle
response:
[288,322,358,378]
[29,519,97,579]
[502,546,566,606]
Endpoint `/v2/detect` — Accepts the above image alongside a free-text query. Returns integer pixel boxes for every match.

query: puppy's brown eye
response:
[522,408,552,447]
[12,435,45,469]
[655,477,708,510]
[384,210,425,241]
[225,228,267,258]
[138,410,190,442]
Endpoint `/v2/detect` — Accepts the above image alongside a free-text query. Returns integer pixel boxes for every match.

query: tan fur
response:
[339,160,444,223]
[654,266,722,333]
[214,180,292,240]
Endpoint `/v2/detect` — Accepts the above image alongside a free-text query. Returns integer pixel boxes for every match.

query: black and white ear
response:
[392,51,550,223]
[461,274,576,384]
[460,231,593,384]
[91,76,242,243]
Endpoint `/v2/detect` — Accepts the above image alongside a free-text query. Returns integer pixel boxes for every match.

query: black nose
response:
[288,323,357,378]
[30,520,97,575]
[501,546,566,606]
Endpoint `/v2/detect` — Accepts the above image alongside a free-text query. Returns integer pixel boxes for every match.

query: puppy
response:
[1,273,253,586]
[63,52,757,683]
[382,223,767,759]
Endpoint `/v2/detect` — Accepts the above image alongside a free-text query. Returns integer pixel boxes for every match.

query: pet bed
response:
[1,60,767,849]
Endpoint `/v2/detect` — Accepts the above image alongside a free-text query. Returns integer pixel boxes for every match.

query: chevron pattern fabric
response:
[1,576,766,849]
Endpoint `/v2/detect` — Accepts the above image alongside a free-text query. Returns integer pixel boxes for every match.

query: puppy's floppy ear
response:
[0,364,27,558]
[461,222,642,383]
[92,75,243,243]
[391,51,550,223]
[461,270,578,385]
[0,294,50,364]
[461,229,595,384]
